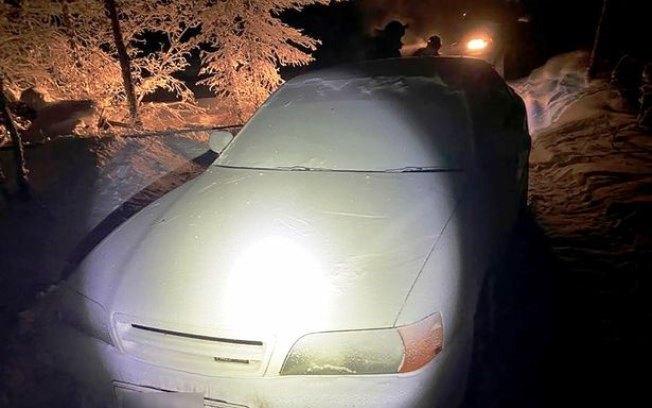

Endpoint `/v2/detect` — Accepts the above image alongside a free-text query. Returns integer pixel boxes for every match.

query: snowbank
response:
[523,53,652,272]
[510,51,630,135]
[5,89,238,143]
[525,66,651,397]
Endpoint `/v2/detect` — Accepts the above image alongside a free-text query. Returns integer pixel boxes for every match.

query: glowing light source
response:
[226,235,331,330]
[466,38,490,52]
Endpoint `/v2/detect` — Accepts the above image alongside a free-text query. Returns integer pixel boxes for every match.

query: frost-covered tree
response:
[1,0,125,124]
[120,1,200,104]
[1,0,335,129]
[196,0,331,120]
[0,0,198,126]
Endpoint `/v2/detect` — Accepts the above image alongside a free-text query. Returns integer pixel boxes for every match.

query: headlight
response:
[280,312,443,375]
[57,287,113,345]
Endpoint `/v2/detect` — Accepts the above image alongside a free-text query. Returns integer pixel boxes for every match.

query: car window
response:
[215,75,474,172]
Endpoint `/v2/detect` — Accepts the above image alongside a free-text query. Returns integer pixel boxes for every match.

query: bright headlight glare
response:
[280,312,443,376]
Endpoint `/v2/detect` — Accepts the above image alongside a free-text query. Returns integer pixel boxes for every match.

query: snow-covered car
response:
[56,57,530,408]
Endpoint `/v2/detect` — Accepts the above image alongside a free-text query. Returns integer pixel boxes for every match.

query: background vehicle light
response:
[466,38,490,52]
[280,312,444,376]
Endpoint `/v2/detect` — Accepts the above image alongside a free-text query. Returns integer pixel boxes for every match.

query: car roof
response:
[282,56,524,138]
[287,57,504,91]
[215,57,524,172]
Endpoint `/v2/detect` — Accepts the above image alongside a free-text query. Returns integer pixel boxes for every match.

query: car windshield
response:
[215,73,473,172]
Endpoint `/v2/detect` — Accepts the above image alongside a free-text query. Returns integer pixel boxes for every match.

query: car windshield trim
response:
[213,165,464,173]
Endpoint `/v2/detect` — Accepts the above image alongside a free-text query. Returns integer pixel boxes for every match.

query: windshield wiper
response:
[274,166,323,171]
[215,165,462,173]
[384,166,455,173]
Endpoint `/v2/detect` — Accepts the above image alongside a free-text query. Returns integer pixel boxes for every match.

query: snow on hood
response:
[67,166,465,336]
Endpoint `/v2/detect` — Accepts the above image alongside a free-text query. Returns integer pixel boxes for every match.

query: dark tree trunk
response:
[0,147,6,191]
[587,0,609,80]
[103,0,141,127]
[62,2,81,66]
[0,77,29,194]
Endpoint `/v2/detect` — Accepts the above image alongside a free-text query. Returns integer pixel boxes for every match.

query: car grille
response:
[114,316,269,376]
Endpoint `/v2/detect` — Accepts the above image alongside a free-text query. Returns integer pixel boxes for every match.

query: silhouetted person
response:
[414,35,442,57]
[370,21,406,59]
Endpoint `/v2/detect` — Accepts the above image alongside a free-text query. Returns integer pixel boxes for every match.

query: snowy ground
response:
[1,132,220,406]
[1,132,213,322]
[1,52,651,406]
[512,52,651,405]
[511,52,651,273]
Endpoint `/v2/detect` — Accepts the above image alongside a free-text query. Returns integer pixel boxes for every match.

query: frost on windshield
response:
[216,75,473,172]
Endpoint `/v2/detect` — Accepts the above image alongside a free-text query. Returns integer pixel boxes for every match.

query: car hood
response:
[68,166,466,337]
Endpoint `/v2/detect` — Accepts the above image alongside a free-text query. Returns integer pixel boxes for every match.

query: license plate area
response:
[116,389,202,408]
[114,382,247,408]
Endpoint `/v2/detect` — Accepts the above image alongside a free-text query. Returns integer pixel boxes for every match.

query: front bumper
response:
[43,322,471,408]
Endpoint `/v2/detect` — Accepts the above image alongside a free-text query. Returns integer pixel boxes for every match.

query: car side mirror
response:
[208,130,234,154]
